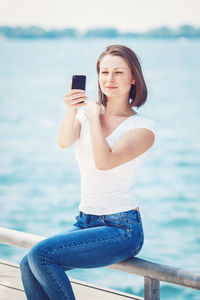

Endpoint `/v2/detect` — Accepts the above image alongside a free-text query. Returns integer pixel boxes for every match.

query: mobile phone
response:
[72,75,86,90]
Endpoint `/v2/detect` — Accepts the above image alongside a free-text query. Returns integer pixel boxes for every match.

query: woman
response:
[20,45,157,299]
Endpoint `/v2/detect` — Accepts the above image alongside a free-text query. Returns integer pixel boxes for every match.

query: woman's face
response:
[98,55,135,101]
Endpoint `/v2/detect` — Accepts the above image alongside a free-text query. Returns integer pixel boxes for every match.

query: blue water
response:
[0,37,200,299]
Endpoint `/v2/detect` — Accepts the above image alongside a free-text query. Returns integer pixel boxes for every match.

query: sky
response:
[0,0,200,32]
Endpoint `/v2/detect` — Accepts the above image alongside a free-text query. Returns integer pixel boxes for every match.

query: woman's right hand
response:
[64,83,87,110]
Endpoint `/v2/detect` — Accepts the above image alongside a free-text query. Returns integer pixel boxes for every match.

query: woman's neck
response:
[104,98,136,117]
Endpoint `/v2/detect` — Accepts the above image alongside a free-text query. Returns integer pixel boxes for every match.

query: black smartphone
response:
[72,75,86,90]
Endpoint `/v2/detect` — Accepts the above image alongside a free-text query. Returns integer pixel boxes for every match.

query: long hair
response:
[96,45,147,108]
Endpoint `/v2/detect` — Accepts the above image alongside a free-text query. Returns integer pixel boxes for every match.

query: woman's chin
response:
[103,90,118,97]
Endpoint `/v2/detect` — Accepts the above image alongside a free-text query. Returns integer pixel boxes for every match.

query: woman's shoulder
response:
[127,112,158,136]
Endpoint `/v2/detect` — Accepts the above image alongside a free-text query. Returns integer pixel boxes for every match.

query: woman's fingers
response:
[64,94,87,103]
[68,89,85,95]
[64,89,87,107]
[65,90,86,98]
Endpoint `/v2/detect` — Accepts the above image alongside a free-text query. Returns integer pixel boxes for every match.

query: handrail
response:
[0,226,200,299]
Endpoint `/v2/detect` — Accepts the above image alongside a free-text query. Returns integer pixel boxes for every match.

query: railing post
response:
[144,277,160,300]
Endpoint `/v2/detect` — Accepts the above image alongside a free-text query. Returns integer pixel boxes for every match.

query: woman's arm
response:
[85,102,155,170]
[57,109,81,148]
[57,88,87,148]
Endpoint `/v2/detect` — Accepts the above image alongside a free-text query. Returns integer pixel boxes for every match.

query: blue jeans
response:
[20,209,144,300]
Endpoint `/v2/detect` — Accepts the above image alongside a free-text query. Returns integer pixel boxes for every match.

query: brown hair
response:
[96,45,147,108]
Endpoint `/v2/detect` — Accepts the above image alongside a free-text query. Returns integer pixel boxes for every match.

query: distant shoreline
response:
[0,24,200,39]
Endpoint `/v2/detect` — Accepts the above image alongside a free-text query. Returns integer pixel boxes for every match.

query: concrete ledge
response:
[0,259,143,300]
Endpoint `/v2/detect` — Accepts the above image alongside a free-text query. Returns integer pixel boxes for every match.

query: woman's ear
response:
[132,79,136,85]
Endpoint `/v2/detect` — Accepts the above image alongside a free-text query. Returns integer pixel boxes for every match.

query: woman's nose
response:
[107,73,114,81]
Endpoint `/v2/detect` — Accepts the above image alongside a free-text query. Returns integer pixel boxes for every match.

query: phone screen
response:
[72,75,86,90]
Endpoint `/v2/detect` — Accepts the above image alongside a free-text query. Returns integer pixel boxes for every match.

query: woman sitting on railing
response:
[20,44,157,300]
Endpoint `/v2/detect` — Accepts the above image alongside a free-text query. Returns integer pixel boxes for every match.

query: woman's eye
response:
[116,71,122,74]
[101,71,108,74]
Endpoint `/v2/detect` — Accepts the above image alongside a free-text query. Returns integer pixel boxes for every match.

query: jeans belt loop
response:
[136,211,141,223]
[86,215,90,225]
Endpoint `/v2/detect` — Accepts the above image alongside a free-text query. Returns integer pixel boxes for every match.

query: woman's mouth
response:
[106,86,117,89]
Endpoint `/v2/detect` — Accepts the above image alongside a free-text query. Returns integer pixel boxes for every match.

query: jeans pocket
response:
[103,217,125,228]
[103,219,133,241]
[103,211,140,231]
[103,214,131,233]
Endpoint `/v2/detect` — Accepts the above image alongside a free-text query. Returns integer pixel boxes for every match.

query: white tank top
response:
[75,109,157,215]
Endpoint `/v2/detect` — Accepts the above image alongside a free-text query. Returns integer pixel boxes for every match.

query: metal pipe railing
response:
[0,226,200,300]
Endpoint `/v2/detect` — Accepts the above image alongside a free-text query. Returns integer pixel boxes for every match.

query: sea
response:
[0,37,200,299]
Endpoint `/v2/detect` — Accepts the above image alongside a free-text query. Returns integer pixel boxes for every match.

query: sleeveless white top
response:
[75,110,157,215]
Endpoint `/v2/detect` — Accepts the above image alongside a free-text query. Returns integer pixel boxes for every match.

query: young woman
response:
[20,45,157,299]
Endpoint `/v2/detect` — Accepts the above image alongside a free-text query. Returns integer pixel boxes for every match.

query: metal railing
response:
[0,226,200,300]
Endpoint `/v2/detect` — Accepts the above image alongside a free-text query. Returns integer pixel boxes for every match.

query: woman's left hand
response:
[85,101,102,119]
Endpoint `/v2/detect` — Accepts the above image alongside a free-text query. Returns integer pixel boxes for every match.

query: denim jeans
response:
[20,209,144,300]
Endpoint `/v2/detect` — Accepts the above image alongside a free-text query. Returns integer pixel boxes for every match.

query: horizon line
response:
[0,23,199,33]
